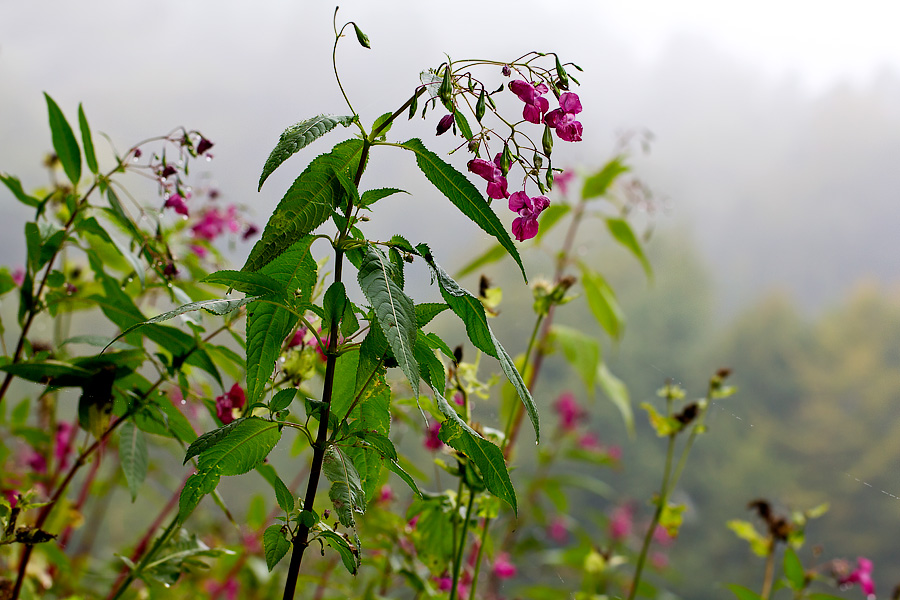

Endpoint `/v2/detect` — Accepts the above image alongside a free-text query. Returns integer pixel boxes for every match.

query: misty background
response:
[3,1,900,597]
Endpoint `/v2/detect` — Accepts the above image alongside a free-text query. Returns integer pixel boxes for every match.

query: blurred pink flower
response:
[192,205,241,241]
[424,420,443,451]
[609,504,634,542]
[492,552,517,579]
[651,551,669,570]
[653,524,676,547]
[453,392,464,406]
[577,432,603,451]
[215,383,246,424]
[54,422,75,471]
[205,576,239,600]
[378,484,395,504]
[11,268,25,287]
[189,244,208,258]
[840,557,875,597]
[553,170,575,195]
[553,391,586,432]
[164,193,189,216]
[548,516,569,544]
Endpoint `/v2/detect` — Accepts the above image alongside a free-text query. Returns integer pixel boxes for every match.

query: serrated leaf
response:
[323,446,366,529]
[439,419,517,514]
[415,302,449,327]
[414,334,446,397]
[318,529,359,574]
[385,459,423,499]
[342,367,391,502]
[256,463,295,513]
[183,417,248,464]
[196,417,282,476]
[580,265,625,339]
[582,156,629,200]
[400,138,526,281]
[78,104,98,175]
[359,187,407,208]
[245,237,317,403]
[178,467,221,522]
[358,245,419,396]
[597,363,634,438]
[533,203,571,242]
[323,281,349,337]
[1,174,41,207]
[44,93,81,185]
[203,270,285,296]
[455,243,505,280]
[454,111,474,141]
[269,388,296,413]
[0,360,94,387]
[350,430,397,461]
[549,324,600,395]
[258,115,356,191]
[607,217,652,279]
[263,524,291,571]
[783,547,805,591]
[726,584,763,600]
[245,138,363,272]
[119,420,148,502]
[425,256,539,442]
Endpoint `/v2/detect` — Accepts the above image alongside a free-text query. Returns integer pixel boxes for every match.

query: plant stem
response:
[107,514,180,600]
[761,541,776,600]
[450,487,476,600]
[468,517,492,600]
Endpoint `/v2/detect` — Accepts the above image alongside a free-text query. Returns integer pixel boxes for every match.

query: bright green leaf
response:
[549,324,600,395]
[78,104,98,175]
[256,463,295,513]
[726,584,763,600]
[178,467,221,522]
[196,417,282,476]
[44,93,81,185]
[582,156,628,200]
[359,187,407,208]
[783,547,805,591]
[317,529,359,574]
[580,265,625,340]
[203,270,285,296]
[439,419,517,514]
[263,524,291,571]
[258,115,356,191]
[606,217,652,279]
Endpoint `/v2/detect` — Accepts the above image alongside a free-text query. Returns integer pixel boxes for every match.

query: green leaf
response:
[640,402,680,437]
[606,217,652,279]
[25,222,41,273]
[783,547,805,591]
[415,302,449,327]
[245,138,363,272]
[385,459,423,499]
[323,281,349,336]
[359,187,407,208]
[400,138,526,280]
[726,584,763,600]
[78,104,98,175]
[203,270,285,296]
[414,334,446,397]
[0,359,94,387]
[258,115,356,191]
[323,446,366,529]
[580,265,625,339]
[195,417,282,476]
[256,463,295,513]
[533,203,571,242]
[342,367,391,502]
[263,524,291,571]
[352,22,371,49]
[454,111,474,141]
[183,417,248,464]
[269,388,296,413]
[439,419,517,514]
[44,93,81,185]
[317,529,359,575]
[178,467,221,522]
[597,363,634,438]
[549,325,600,395]
[582,156,629,200]
[119,420,148,502]
[425,256,539,442]
[727,519,770,557]
[371,112,392,138]
[456,243,506,279]
[245,237,317,403]
[1,174,41,207]
[358,245,419,397]
[350,430,397,461]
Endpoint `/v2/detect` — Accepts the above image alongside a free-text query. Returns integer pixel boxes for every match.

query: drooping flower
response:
[215,383,246,424]
[508,191,550,241]
[552,391,586,431]
[545,92,583,142]
[453,392,464,406]
[196,137,215,156]
[839,557,875,598]
[424,420,443,451]
[436,113,454,136]
[164,193,189,216]
[492,552,517,579]
[468,154,509,200]
[287,327,309,349]
[509,80,550,124]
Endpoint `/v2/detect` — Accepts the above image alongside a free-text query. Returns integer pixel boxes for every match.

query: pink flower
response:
[492,552,517,579]
[26,450,47,474]
[287,327,308,349]
[607,445,623,461]
[548,516,569,544]
[509,80,550,124]
[609,504,634,542]
[651,551,669,570]
[840,557,875,597]
[553,170,575,195]
[189,244,208,258]
[578,432,603,451]
[653,524,676,547]
[434,575,452,592]
[453,392,464,406]
[205,576,239,600]
[468,154,509,200]
[545,92,583,142]
[424,420,443,451]
[164,193,189,216]
[436,113,454,136]
[215,383,246,424]
[508,191,550,241]
[378,484,395,504]
[11,268,25,287]
[54,422,75,471]
[242,224,259,240]
[552,391,586,431]
[197,137,214,156]
[192,205,241,241]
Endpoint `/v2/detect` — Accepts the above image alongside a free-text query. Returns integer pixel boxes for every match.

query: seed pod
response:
[408,95,418,120]
[542,124,554,157]
[439,65,453,107]
[499,145,513,177]
[533,151,543,171]
[475,89,486,123]
[555,54,569,90]
[352,23,371,49]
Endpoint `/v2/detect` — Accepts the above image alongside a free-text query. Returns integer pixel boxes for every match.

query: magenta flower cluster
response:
[215,383,246,424]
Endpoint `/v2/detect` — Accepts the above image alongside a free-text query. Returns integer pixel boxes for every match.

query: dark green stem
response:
[450,487,477,600]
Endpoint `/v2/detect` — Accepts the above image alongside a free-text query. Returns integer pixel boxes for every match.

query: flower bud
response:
[439,65,453,107]
[408,94,418,120]
[542,124,554,157]
[352,23,371,49]
[555,55,570,90]
[475,89,486,123]
[436,113,454,136]
[502,65,512,77]
[499,145,513,177]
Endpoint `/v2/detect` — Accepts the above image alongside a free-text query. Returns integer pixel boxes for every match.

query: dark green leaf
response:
[352,22,370,48]
[25,222,41,273]
[323,281,349,337]
[78,104,98,175]
[44,93,81,185]
[385,459,423,498]
[1,174,40,207]
[349,430,397,461]
[606,217,652,279]
[178,467,221,522]
[203,270,285,296]
[582,156,628,200]
[358,245,419,396]
[258,115,356,191]
[342,366,391,502]
[323,446,366,528]
[455,243,506,279]
[318,529,359,574]
[0,360,94,386]
[414,334,445,397]
[400,138,526,280]
[726,584,763,600]
[359,187,407,208]
[183,417,248,464]
[269,388,296,413]
[454,111,473,141]
[196,417,282,476]
[119,420,148,501]
[415,303,449,327]
[182,347,222,388]
[256,463,295,513]
[439,420,516,514]
[263,524,291,571]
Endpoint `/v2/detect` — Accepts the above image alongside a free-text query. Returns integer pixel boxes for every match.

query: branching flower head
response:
[509,80,550,124]
[545,92,583,142]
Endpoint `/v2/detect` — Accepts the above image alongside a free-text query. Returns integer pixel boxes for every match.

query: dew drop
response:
[181,400,186,405]
[205,155,213,162]
[181,215,188,221]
